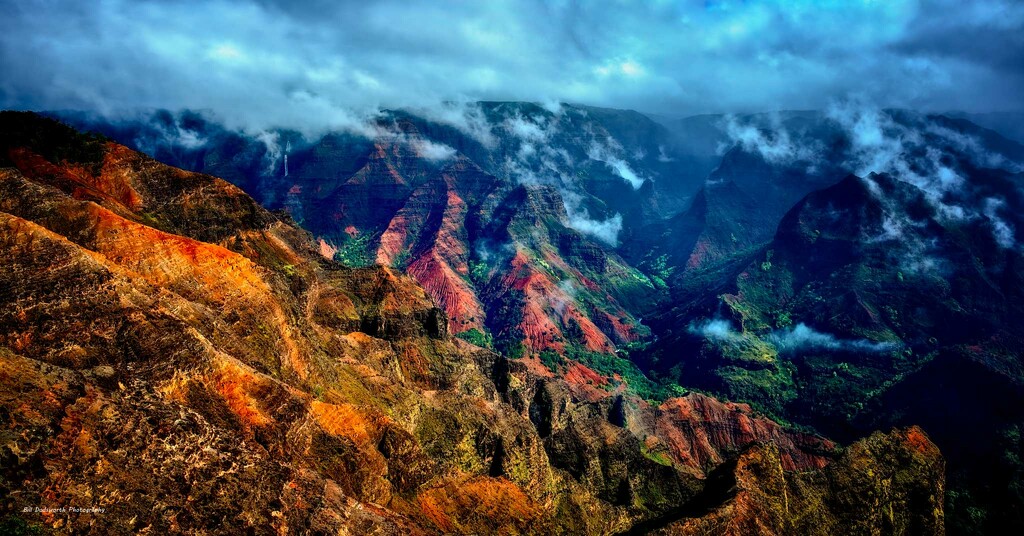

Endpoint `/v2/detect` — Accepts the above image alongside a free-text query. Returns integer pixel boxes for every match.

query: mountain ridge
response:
[29,104,1024,534]
[0,110,947,534]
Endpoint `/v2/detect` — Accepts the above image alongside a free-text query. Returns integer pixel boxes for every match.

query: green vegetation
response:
[0,111,108,171]
[468,258,490,284]
[539,350,565,372]
[567,346,681,401]
[643,253,677,289]
[723,251,795,331]
[602,258,660,311]
[773,310,792,329]
[334,232,378,267]
[714,330,780,365]
[998,424,1024,525]
[947,487,990,533]
[456,328,494,349]
[496,340,526,360]
[0,516,43,536]
[391,249,411,269]
[714,363,796,417]
[139,212,163,228]
[640,442,674,467]
[414,408,480,473]
[657,319,801,420]
[792,348,934,423]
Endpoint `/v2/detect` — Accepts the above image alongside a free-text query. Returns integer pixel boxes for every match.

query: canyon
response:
[0,111,957,534]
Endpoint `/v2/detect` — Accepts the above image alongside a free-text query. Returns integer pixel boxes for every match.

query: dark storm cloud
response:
[1,0,1021,131]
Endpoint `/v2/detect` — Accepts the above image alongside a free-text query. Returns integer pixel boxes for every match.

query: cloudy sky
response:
[1,0,1022,130]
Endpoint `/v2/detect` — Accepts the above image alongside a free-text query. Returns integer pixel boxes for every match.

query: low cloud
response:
[413,101,497,149]
[587,139,645,189]
[819,100,1022,266]
[925,122,1017,170]
[410,138,457,162]
[984,197,1016,248]
[565,205,623,247]
[689,318,897,354]
[552,279,578,316]
[657,145,674,163]
[768,323,898,353]
[493,106,631,245]
[503,113,550,143]
[722,114,817,165]
[256,131,285,176]
[687,318,742,342]
[825,102,976,217]
[122,110,210,157]
[863,198,948,275]
[474,239,515,265]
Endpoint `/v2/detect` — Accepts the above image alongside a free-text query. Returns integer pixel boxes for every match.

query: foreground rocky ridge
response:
[0,113,945,533]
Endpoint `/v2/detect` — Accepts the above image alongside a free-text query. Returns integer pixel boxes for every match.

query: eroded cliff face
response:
[648,427,945,536]
[0,113,943,534]
[314,134,655,361]
[54,105,669,361]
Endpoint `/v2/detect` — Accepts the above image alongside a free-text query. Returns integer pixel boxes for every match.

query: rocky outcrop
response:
[652,394,833,473]
[647,426,945,535]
